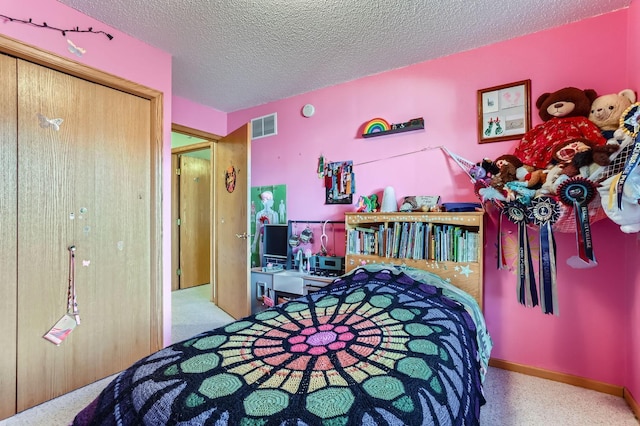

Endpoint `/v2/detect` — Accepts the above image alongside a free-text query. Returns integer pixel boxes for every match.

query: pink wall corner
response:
[625,0,640,403]
[172,96,227,136]
[484,219,628,385]
[1,0,175,346]
[230,9,633,386]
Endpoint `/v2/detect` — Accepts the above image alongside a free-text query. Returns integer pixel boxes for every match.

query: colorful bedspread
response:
[73,268,485,425]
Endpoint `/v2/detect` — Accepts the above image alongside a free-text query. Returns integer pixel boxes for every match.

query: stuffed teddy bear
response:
[589,89,636,139]
[552,138,618,178]
[487,154,549,203]
[490,154,547,191]
[490,154,522,190]
[513,87,607,169]
[515,165,547,189]
[540,138,619,194]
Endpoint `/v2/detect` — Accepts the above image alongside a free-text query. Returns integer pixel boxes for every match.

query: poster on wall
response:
[250,184,287,267]
[324,161,354,204]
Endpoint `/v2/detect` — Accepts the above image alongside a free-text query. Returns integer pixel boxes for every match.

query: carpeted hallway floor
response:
[1,284,637,425]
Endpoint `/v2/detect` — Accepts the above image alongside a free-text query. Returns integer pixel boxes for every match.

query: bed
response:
[73,265,492,425]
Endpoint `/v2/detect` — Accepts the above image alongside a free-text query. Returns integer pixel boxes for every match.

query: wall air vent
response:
[251,113,277,140]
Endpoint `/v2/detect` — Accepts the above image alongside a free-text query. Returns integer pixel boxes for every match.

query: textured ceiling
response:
[58,0,631,113]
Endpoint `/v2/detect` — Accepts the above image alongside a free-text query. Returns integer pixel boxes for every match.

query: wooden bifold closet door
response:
[0,52,19,421]
[0,53,153,416]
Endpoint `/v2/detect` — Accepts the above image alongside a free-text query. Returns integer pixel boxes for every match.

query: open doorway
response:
[170,127,217,343]
[170,122,253,326]
[171,131,212,291]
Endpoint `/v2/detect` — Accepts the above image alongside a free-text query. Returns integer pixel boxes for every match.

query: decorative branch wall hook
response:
[0,14,114,40]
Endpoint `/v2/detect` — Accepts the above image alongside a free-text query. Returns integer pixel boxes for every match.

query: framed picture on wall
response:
[324,161,354,205]
[477,79,531,144]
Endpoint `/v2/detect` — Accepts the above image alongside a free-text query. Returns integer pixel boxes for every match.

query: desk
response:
[250,268,336,313]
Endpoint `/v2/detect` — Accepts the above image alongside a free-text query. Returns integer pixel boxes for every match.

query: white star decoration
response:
[458,265,473,277]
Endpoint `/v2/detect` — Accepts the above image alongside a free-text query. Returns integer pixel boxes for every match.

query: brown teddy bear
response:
[490,154,522,190]
[588,89,636,139]
[515,165,547,189]
[513,87,607,169]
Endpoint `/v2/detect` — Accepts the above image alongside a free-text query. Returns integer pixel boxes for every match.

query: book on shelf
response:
[398,222,409,259]
[392,222,401,258]
[347,217,480,262]
[355,226,376,233]
[385,227,393,257]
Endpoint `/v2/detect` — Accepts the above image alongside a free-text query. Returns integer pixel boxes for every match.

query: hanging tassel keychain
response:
[44,245,80,345]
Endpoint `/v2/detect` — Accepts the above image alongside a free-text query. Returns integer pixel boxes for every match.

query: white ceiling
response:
[58,0,631,113]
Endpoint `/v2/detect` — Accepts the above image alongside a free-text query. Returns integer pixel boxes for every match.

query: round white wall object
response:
[302,104,315,117]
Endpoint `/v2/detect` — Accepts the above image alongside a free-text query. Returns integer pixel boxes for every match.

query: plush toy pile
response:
[477,86,639,234]
[473,85,638,314]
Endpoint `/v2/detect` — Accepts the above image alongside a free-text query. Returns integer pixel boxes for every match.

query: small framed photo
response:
[477,79,531,144]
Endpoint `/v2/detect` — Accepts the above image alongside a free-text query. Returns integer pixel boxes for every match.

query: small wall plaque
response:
[362,117,424,138]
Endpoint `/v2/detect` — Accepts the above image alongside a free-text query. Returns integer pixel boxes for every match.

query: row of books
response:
[347,222,479,262]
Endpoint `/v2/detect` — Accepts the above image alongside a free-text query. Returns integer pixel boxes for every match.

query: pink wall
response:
[5,0,636,393]
[0,0,175,345]
[229,10,634,387]
[172,96,227,137]
[626,0,640,402]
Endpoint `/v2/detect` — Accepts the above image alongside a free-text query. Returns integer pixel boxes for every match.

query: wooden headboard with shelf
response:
[344,211,485,310]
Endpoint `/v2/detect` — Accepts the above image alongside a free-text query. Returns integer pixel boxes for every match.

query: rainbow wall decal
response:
[363,118,391,135]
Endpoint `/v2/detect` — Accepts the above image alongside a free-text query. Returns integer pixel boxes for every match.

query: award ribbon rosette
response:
[528,196,560,315]
[617,103,640,209]
[556,177,597,266]
[503,200,538,308]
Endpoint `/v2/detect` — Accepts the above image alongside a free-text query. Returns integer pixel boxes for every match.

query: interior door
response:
[179,153,211,288]
[0,53,17,421]
[214,124,251,319]
[16,59,151,411]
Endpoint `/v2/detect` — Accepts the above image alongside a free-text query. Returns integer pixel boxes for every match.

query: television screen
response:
[262,224,289,260]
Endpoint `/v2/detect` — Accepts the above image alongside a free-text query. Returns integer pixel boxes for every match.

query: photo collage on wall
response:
[324,160,354,204]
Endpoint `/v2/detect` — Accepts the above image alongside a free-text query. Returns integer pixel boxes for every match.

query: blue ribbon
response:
[538,221,558,314]
[528,197,560,315]
[574,201,595,263]
[504,201,537,308]
[557,177,597,265]
[516,220,538,307]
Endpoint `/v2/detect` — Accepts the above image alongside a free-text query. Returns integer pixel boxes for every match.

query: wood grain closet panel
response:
[16,59,151,411]
[0,54,18,420]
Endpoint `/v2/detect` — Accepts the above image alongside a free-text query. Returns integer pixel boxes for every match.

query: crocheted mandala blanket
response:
[73,268,485,426]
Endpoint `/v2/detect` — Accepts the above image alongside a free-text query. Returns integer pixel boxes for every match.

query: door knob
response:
[235,232,249,239]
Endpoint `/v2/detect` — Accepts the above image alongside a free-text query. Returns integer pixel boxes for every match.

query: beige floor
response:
[480,368,638,425]
[1,284,637,425]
